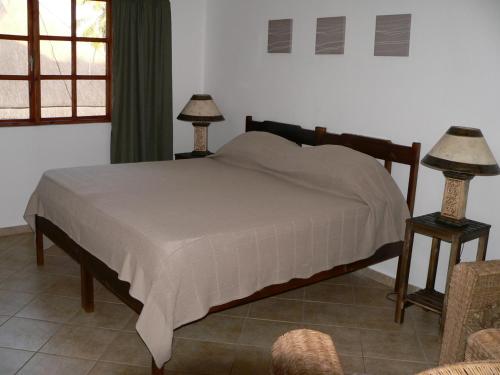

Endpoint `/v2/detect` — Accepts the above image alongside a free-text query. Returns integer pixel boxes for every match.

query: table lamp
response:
[177,95,225,156]
[422,126,499,226]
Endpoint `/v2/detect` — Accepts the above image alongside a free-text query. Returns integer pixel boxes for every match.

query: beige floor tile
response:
[0,271,60,294]
[0,266,16,282]
[18,353,95,375]
[249,298,303,322]
[271,287,305,300]
[361,330,426,362]
[16,294,81,323]
[304,301,414,332]
[363,357,430,375]
[122,312,139,332]
[0,315,10,325]
[22,255,81,277]
[174,314,244,344]
[353,286,395,308]
[304,283,354,304]
[95,283,124,304]
[304,324,363,356]
[0,347,34,375]
[40,325,118,360]
[339,355,365,375]
[238,318,301,348]
[100,332,152,367]
[303,301,358,327]
[0,252,36,272]
[0,234,33,252]
[322,272,386,288]
[230,345,271,375]
[418,334,442,364]
[44,245,68,257]
[409,307,442,337]
[356,306,415,333]
[165,338,236,375]
[1,242,34,258]
[70,301,134,330]
[89,362,149,375]
[44,275,83,298]
[0,290,35,315]
[214,303,250,318]
[0,317,60,351]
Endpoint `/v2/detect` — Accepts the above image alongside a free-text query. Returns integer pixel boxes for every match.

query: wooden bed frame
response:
[34,116,421,374]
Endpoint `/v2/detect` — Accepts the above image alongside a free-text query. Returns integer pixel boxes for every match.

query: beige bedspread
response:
[24,132,409,367]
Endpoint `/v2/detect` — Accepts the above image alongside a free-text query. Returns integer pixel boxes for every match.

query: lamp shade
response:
[422,126,499,176]
[177,95,224,123]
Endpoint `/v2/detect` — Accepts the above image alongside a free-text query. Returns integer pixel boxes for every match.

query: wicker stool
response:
[465,329,500,362]
[271,329,344,375]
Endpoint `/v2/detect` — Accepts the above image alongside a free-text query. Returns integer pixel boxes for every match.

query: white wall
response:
[0,0,207,228]
[203,0,500,290]
[172,0,207,154]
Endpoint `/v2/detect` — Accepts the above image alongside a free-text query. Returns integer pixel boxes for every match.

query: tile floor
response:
[0,233,442,375]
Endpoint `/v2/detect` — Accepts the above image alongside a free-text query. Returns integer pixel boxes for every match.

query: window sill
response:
[0,117,111,128]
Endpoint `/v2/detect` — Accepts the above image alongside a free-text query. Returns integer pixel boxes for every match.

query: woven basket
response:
[271,329,344,375]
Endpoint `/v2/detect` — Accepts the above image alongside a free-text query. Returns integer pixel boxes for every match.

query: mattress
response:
[24,132,409,367]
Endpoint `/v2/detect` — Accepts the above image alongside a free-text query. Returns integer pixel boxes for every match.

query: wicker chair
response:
[416,361,500,375]
[439,261,500,365]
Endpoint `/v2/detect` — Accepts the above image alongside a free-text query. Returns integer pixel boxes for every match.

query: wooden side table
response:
[395,212,490,324]
[175,151,213,160]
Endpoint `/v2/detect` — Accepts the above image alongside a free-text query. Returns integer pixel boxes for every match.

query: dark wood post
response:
[245,115,253,132]
[80,264,95,313]
[152,359,165,375]
[35,215,44,266]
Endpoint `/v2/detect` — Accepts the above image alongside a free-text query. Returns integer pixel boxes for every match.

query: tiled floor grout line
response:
[10,324,68,375]
[358,320,367,373]
[362,354,430,364]
[13,350,38,375]
[413,318,432,364]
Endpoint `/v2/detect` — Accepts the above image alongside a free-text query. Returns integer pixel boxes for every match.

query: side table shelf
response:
[395,212,491,324]
[406,289,444,314]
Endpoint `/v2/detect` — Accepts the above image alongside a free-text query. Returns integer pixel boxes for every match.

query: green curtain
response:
[111,0,173,163]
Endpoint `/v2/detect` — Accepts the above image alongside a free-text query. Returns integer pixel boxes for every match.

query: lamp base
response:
[435,215,468,227]
[438,171,473,227]
[193,123,210,155]
[190,150,212,157]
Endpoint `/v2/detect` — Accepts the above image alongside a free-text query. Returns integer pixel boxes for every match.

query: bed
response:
[25,116,421,374]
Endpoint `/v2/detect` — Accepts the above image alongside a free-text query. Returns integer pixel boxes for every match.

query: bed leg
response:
[35,225,44,266]
[152,359,164,375]
[81,265,95,313]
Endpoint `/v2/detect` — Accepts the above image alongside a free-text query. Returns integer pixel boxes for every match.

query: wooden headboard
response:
[245,116,421,215]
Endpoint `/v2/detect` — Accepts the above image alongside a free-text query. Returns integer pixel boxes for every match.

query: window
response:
[0,0,111,126]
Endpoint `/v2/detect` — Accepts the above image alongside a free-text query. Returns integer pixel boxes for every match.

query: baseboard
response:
[359,267,419,293]
[0,225,31,237]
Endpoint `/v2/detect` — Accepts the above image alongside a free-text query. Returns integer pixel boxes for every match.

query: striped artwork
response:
[374,14,412,57]
[268,19,293,53]
[315,16,346,55]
